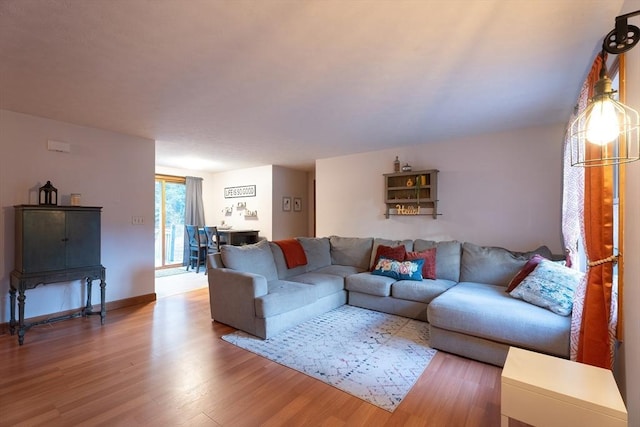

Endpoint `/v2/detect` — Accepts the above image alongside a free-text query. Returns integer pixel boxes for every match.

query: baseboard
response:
[0,293,157,336]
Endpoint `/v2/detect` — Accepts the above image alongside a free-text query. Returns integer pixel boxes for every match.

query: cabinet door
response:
[22,210,66,273]
[66,210,101,268]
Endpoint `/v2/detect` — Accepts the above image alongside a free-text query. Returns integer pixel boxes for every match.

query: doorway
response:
[155,174,186,269]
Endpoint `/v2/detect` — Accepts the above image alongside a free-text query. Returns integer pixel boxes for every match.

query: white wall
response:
[316,123,565,253]
[0,110,155,321]
[619,0,640,421]
[272,166,310,240]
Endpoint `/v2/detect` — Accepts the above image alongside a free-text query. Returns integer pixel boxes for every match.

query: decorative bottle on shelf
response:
[394,156,400,172]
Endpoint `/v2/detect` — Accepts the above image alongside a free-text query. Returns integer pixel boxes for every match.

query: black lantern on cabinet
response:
[38,181,58,205]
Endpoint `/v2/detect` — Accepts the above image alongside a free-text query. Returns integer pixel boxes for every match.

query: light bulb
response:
[585,98,619,145]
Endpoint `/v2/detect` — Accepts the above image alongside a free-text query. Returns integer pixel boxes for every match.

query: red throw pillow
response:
[405,248,436,279]
[506,254,545,292]
[371,244,407,271]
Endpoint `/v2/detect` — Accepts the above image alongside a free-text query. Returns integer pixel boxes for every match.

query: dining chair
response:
[185,225,207,273]
[203,226,224,254]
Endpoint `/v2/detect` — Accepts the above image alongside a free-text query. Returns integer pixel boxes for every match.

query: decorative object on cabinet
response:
[401,163,412,172]
[384,170,439,219]
[293,197,302,212]
[38,181,58,205]
[224,185,256,198]
[10,205,106,345]
[70,193,81,206]
[283,196,291,212]
[394,156,400,172]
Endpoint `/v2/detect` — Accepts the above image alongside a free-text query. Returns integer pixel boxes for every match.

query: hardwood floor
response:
[0,285,523,426]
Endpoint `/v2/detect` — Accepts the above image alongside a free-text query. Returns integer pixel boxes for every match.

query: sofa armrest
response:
[208,267,268,336]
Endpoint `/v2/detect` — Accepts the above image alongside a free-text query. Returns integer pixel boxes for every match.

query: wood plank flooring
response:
[0,285,525,426]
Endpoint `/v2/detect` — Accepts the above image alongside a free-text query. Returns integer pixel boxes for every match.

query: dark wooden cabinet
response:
[10,205,106,345]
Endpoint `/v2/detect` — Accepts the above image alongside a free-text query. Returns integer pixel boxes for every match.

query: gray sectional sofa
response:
[207,236,569,367]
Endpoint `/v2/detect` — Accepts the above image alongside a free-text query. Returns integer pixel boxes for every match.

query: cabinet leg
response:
[100,279,106,325]
[9,287,16,335]
[84,277,93,316]
[17,290,26,345]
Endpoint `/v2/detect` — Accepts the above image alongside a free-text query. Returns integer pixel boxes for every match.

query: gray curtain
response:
[183,176,206,265]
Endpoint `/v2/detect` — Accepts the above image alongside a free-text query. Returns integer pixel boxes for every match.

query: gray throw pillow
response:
[413,239,462,282]
[297,237,331,270]
[329,236,373,270]
[459,242,552,286]
[221,240,278,281]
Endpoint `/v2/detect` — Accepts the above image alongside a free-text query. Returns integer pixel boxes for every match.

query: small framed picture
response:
[282,196,291,212]
[293,197,302,212]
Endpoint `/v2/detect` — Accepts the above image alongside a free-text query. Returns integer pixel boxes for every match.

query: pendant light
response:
[570,10,640,167]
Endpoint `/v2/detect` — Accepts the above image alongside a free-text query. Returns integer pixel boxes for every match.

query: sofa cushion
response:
[405,248,437,279]
[510,259,584,316]
[270,242,309,279]
[314,264,365,278]
[221,240,278,282]
[391,278,457,304]
[459,242,553,287]
[413,239,461,282]
[288,272,345,298]
[369,238,413,269]
[428,282,570,357]
[345,272,395,296]
[254,280,316,318]
[372,257,424,281]
[297,237,331,270]
[329,236,373,270]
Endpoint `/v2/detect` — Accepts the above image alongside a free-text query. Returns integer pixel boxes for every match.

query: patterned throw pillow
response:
[509,259,584,316]
[372,257,424,281]
[370,244,407,271]
[405,248,436,279]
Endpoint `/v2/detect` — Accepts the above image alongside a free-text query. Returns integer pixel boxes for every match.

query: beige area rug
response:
[222,305,436,412]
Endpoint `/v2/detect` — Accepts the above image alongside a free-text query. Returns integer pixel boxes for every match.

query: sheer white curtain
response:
[563,116,586,361]
[183,176,206,265]
[563,57,593,361]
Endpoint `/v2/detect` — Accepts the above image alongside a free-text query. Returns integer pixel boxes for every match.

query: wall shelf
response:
[383,169,439,219]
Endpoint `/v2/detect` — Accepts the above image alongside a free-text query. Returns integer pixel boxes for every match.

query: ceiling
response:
[0,0,626,172]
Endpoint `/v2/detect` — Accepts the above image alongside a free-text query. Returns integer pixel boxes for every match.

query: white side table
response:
[501,347,627,427]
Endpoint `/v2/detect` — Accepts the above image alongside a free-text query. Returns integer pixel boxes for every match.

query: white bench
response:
[501,347,627,427]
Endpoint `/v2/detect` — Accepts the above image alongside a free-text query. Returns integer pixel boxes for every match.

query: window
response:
[155,175,186,268]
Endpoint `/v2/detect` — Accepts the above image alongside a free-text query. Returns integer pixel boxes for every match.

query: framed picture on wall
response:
[282,196,291,212]
[293,197,302,212]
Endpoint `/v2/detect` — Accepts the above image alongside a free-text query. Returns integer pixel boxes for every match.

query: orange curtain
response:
[576,54,616,369]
